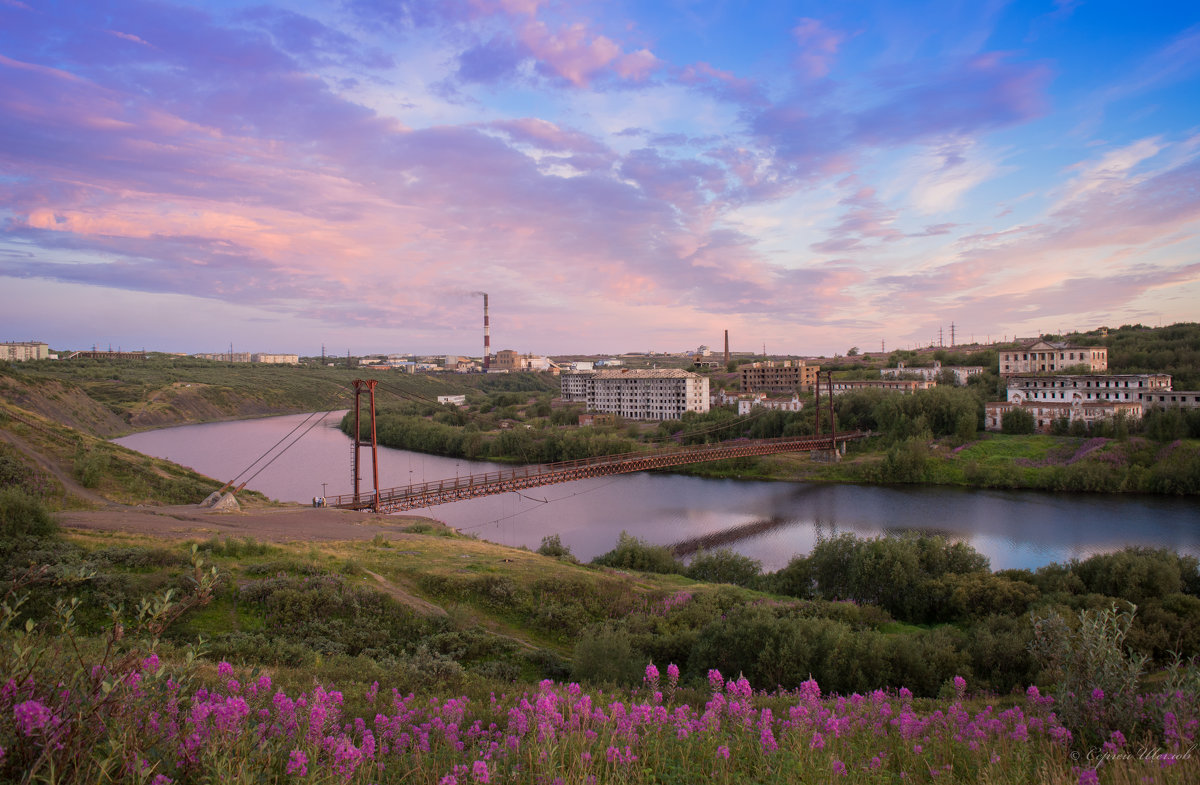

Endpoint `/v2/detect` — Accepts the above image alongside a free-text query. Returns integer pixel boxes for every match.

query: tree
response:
[847,346,860,356]
[1001,407,1035,435]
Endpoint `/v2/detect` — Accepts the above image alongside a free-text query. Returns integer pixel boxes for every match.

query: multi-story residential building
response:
[1,341,51,361]
[1142,390,1200,410]
[1005,374,1171,405]
[985,400,1143,432]
[560,370,595,402]
[999,340,1107,375]
[829,379,936,395]
[492,349,557,372]
[252,353,299,364]
[737,393,803,415]
[585,368,709,421]
[741,360,819,392]
[880,361,985,385]
[194,352,252,362]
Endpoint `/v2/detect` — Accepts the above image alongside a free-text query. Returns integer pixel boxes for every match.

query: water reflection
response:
[115,412,1200,572]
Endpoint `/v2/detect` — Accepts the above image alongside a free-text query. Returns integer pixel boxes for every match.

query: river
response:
[113,412,1200,572]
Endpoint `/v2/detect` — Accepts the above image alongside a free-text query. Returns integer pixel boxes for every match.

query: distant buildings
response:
[741,360,819,392]
[985,370,1200,431]
[830,379,936,395]
[562,368,709,421]
[192,352,297,364]
[1,341,51,361]
[737,393,803,415]
[252,353,299,365]
[437,395,467,407]
[999,340,1107,375]
[881,360,985,385]
[985,400,1144,432]
[492,349,558,373]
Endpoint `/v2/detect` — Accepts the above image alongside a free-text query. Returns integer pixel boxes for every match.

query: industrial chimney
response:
[724,330,730,365]
[483,293,490,371]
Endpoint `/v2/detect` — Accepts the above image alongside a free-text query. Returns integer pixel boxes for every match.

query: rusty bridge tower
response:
[352,379,380,511]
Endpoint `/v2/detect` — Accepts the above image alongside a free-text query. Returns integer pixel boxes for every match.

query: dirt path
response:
[0,428,115,508]
[57,503,428,543]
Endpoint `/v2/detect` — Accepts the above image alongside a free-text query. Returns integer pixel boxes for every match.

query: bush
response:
[592,532,684,575]
[571,624,645,685]
[1001,408,1035,434]
[685,548,761,587]
[536,534,575,561]
[0,487,56,541]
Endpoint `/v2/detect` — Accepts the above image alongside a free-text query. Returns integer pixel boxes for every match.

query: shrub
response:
[592,531,684,575]
[571,624,645,685]
[685,548,761,587]
[0,487,56,541]
[1029,603,1147,745]
[1001,407,1035,434]
[536,534,575,561]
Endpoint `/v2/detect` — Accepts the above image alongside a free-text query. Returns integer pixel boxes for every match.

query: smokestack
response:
[483,293,490,371]
[724,330,729,364]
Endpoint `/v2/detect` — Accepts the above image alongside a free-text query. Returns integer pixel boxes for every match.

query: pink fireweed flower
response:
[13,700,54,736]
[810,731,826,750]
[831,760,847,777]
[217,661,234,678]
[953,676,966,698]
[1105,730,1127,752]
[667,663,679,685]
[1077,768,1100,785]
[1091,688,1104,702]
[645,663,659,691]
[708,669,724,693]
[716,745,730,760]
[142,653,160,672]
[286,749,308,776]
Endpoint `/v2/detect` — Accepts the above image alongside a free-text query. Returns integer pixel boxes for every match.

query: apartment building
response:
[999,340,1107,375]
[560,370,595,402]
[741,360,819,391]
[829,379,936,395]
[985,400,1143,432]
[1,341,50,361]
[252,353,299,364]
[585,368,709,421]
[1005,374,1172,405]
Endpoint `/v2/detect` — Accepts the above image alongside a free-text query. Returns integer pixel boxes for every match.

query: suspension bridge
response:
[326,431,865,513]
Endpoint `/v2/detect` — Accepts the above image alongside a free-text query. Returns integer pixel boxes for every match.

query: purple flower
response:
[286,749,307,777]
[716,745,730,760]
[1090,687,1104,702]
[832,760,847,777]
[13,700,54,736]
[217,662,234,678]
[471,760,490,783]
[666,663,680,684]
[1077,768,1099,785]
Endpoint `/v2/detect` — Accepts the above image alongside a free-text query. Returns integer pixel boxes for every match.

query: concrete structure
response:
[1,341,50,361]
[560,370,595,402]
[741,360,819,392]
[585,368,709,421]
[1000,340,1107,375]
[437,395,467,407]
[985,400,1143,432]
[1006,374,1171,405]
[194,352,252,362]
[830,379,935,395]
[737,394,803,415]
[252,353,299,364]
[1141,390,1200,410]
[881,360,985,385]
[69,350,147,360]
[493,349,556,373]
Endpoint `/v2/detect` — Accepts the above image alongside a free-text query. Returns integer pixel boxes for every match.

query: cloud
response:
[792,17,846,79]
[519,19,660,87]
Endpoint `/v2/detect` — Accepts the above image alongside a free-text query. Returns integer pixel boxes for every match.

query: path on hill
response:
[57,503,427,542]
[0,428,114,507]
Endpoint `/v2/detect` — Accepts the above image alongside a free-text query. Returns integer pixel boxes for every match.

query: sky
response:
[2,0,1199,358]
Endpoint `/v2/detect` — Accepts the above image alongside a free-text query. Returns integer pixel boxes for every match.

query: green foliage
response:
[571,623,646,685]
[1001,407,1035,434]
[72,446,109,488]
[0,487,57,541]
[536,534,575,561]
[592,531,684,575]
[1029,603,1148,745]
[684,548,762,587]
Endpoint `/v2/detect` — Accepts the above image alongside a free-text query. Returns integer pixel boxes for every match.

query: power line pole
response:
[950,322,956,348]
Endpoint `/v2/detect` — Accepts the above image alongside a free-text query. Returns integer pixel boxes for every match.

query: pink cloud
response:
[519,19,658,87]
[792,17,846,78]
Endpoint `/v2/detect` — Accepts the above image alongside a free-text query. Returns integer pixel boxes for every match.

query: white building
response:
[437,395,467,407]
[252,353,299,364]
[737,394,803,415]
[1005,374,1171,405]
[585,368,709,421]
[1,341,51,361]
[999,340,1107,375]
[985,400,1143,432]
[881,361,984,385]
[830,379,936,395]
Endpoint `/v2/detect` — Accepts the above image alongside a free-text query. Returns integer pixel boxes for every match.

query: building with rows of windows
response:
[571,368,709,421]
[999,340,1107,375]
[741,360,819,392]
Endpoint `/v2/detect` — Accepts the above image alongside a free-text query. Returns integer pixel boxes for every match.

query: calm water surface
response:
[114,412,1200,572]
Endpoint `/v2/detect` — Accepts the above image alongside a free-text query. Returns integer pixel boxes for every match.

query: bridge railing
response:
[324,432,860,510]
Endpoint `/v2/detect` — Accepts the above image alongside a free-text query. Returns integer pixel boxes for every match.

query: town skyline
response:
[2,1,1199,357]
